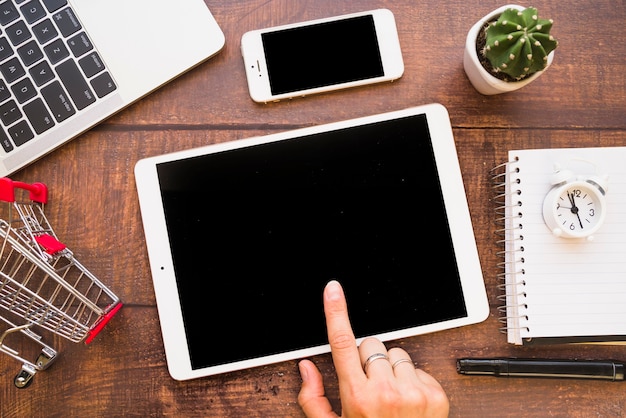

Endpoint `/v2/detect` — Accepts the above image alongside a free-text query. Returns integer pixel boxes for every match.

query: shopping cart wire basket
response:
[0,178,122,388]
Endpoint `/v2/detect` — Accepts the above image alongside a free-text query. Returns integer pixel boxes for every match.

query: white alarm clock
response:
[542,168,608,240]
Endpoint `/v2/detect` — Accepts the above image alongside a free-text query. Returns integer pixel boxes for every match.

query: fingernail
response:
[326,280,342,300]
[298,361,308,382]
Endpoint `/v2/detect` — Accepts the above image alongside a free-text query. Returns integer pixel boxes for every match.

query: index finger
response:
[323,280,364,384]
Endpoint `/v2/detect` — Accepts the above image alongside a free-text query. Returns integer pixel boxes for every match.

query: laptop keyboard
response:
[0,0,117,153]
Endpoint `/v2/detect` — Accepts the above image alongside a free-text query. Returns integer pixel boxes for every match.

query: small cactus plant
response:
[482,6,558,81]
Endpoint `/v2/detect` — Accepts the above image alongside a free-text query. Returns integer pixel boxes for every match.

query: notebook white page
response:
[496,147,626,345]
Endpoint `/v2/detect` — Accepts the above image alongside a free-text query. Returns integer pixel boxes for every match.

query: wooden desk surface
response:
[1,1,625,417]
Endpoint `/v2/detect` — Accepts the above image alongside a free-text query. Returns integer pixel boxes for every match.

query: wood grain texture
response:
[1,0,624,417]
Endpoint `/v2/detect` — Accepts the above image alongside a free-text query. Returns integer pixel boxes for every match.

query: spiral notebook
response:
[492,146,626,345]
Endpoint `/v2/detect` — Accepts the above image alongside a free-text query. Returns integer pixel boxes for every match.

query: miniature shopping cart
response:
[0,178,122,388]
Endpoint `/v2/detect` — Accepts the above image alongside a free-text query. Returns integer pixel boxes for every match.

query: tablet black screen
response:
[156,113,467,370]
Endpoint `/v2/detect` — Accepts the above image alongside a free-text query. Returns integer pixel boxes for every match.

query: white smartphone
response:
[241,9,404,103]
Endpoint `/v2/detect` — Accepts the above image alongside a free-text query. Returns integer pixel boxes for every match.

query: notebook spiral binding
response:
[491,157,530,336]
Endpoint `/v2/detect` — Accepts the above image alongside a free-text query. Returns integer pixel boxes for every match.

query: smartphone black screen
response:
[261,15,384,95]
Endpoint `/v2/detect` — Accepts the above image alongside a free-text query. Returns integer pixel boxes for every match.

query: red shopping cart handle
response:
[0,178,48,203]
[85,302,123,344]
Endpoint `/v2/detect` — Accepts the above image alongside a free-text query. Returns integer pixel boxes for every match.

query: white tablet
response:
[134,103,489,381]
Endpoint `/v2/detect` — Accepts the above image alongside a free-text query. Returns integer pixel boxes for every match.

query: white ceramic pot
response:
[463,4,555,95]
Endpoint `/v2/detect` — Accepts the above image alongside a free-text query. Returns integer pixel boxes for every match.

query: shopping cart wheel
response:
[14,365,36,389]
[36,346,57,370]
[13,348,57,388]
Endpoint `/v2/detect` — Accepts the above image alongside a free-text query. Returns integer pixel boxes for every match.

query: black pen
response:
[456,358,625,381]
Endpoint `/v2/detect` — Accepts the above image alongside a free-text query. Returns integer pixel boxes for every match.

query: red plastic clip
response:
[34,234,66,255]
[85,302,123,344]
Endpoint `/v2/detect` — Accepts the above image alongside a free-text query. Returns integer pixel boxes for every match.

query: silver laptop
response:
[0,0,225,176]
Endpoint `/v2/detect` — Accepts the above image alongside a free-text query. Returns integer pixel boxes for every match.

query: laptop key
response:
[18,39,44,67]
[56,59,95,109]
[43,38,69,64]
[11,77,37,103]
[6,20,32,46]
[29,60,54,86]
[79,52,104,77]
[0,2,19,26]
[90,71,116,98]
[8,120,34,146]
[20,0,47,24]
[52,7,80,37]
[41,80,75,122]
[67,31,92,58]
[42,0,67,13]
[0,99,22,125]
[0,80,10,102]
[0,57,26,83]
[0,127,13,153]
[0,37,14,61]
[32,18,58,44]
[23,97,54,134]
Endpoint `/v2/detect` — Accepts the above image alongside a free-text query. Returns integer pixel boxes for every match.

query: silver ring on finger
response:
[363,353,389,373]
[391,358,414,370]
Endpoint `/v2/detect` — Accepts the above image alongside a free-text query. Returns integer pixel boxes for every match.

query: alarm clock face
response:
[543,180,607,238]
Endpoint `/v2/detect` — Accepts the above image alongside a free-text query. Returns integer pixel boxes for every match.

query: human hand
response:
[297,280,449,418]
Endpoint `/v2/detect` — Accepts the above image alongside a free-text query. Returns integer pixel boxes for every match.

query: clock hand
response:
[568,191,584,228]
[567,191,576,207]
